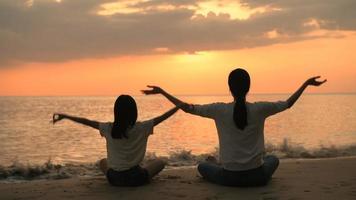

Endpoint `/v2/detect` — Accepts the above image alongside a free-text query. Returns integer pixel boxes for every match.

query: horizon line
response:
[1,92,355,97]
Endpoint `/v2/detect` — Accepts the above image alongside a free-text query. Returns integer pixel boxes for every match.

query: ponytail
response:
[233,96,247,130]
[228,68,250,131]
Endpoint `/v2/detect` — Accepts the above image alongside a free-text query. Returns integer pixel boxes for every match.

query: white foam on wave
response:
[1,139,356,181]
[265,138,356,158]
[0,159,101,181]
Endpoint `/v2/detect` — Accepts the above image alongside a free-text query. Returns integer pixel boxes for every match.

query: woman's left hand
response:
[305,76,327,86]
[53,113,65,124]
[141,85,164,95]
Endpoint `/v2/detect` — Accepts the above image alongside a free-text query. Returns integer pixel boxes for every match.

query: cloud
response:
[0,0,355,66]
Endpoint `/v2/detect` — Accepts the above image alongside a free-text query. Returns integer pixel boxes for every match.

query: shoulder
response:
[252,101,288,108]
[213,102,230,107]
[99,122,113,129]
[191,102,231,118]
[133,120,154,137]
[250,101,289,117]
[99,122,113,137]
[195,102,230,110]
[135,120,154,127]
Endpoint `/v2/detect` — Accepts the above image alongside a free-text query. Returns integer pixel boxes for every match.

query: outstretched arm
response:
[53,113,100,130]
[152,107,179,126]
[142,86,194,113]
[287,76,327,108]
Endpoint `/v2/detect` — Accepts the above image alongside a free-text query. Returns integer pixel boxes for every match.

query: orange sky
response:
[1,32,355,96]
[1,1,356,96]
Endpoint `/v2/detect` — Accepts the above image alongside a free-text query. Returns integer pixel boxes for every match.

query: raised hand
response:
[305,76,327,86]
[53,113,65,124]
[141,85,163,95]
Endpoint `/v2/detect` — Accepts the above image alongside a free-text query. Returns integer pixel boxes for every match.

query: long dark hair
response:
[228,68,250,130]
[111,95,138,139]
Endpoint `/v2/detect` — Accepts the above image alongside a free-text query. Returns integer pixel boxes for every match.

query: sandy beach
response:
[1,157,356,200]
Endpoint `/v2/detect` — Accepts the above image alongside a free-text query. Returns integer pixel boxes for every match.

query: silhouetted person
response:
[142,68,326,186]
[53,95,179,187]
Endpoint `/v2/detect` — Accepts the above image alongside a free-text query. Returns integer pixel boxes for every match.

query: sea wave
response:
[1,140,356,181]
[265,139,356,159]
[0,160,101,181]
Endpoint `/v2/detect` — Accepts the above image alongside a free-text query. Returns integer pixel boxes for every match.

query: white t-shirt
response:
[192,101,289,171]
[99,120,154,171]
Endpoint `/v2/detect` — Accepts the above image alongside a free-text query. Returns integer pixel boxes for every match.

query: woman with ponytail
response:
[143,68,326,186]
[52,95,179,187]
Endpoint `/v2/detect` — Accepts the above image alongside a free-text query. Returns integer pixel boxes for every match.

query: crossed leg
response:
[99,158,166,179]
[142,159,166,179]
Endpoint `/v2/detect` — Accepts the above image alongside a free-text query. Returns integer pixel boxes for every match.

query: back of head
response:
[111,95,138,139]
[228,68,250,130]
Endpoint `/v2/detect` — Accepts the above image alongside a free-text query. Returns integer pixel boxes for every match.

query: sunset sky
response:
[0,0,355,96]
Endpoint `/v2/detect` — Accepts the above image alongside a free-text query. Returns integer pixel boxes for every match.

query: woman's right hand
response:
[53,113,65,124]
[141,85,164,95]
[305,76,327,86]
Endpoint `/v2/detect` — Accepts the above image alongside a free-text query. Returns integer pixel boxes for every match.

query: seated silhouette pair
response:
[53,68,326,187]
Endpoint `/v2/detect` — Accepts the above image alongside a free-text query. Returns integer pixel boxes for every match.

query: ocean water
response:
[1,94,356,180]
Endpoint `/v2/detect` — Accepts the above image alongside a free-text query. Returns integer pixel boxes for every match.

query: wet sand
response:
[1,157,356,200]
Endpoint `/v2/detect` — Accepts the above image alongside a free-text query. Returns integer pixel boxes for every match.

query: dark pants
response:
[106,166,149,187]
[198,155,279,187]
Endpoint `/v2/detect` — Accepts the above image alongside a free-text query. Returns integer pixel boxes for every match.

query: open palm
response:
[141,85,163,95]
[53,113,65,124]
[306,76,327,86]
